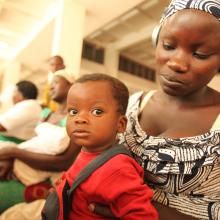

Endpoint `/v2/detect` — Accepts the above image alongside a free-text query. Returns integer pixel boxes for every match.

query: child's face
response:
[66,81,127,152]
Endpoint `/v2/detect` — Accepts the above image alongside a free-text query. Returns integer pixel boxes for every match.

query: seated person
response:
[50,73,157,219]
[0,80,41,146]
[42,55,66,111]
[0,70,75,213]
[16,69,76,156]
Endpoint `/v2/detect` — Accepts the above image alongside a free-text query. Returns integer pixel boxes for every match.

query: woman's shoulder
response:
[129,91,144,103]
[127,90,156,112]
[211,115,220,130]
[40,108,53,122]
[206,88,220,130]
[207,87,220,106]
[126,91,144,116]
[40,108,52,117]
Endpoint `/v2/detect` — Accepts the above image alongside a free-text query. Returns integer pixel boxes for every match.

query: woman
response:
[0,80,41,145]
[90,1,220,219]
[0,70,78,213]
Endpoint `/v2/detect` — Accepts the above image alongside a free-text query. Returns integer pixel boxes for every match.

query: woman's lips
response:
[160,75,185,87]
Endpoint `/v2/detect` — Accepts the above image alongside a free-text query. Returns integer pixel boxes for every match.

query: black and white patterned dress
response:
[119,91,220,220]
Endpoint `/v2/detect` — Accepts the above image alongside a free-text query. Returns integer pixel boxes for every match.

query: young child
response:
[55,73,158,219]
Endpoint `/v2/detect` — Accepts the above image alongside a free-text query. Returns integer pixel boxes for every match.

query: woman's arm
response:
[89,201,198,220]
[0,159,13,179]
[152,202,197,220]
[0,140,81,171]
[0,123,6,132]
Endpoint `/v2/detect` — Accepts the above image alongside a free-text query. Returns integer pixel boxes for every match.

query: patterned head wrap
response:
[161,0,220,23]
[54,69,75,84]
[152,0,220,46]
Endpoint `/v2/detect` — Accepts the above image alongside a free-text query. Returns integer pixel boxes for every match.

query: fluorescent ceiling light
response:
[0,0,5,14]
[120,9,139,21]
[89,30,102,39]
[140,0,158,10]
[0,49,13,59]
[103,20,120,31]
[0,28,22,38]
[9,2,59,61]
[0,41,8,49]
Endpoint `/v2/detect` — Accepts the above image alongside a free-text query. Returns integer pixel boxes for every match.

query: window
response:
[119,55,156,82]
[82,41,105,64]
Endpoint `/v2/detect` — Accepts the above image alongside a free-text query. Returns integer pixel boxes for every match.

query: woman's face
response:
[50,76,70,103]
[155,9,220,96]
[12,87,24,104]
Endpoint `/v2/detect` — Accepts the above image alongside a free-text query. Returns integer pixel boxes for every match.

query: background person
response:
[48,55,65,74]
[0,70,75,213]
[42,55,66,111]
[0,80,41,145]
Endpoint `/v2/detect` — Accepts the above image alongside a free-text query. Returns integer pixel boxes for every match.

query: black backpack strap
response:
[67,144,131,199]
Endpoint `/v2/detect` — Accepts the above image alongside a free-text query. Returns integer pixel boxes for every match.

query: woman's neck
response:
[160,86,218,107]
[57,100,68,114]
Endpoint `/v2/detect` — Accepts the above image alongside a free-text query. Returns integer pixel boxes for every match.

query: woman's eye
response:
[91,109,103,116]
[163,43,175,50]
[69,109,78,116]
[193,52,210,60]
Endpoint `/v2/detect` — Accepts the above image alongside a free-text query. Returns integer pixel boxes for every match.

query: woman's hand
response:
[152,202,197,220]
[88,202,198,220]
[88,203,118,219]
[0,159,14,180]
[0,147,16,160]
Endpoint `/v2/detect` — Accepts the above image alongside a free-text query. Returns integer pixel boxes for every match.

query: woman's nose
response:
[167,51,189,73]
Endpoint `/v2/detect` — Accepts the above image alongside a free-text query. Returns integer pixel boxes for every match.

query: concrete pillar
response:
[0,61,21,111]
[104,45,119,77]
[52,0,85,78]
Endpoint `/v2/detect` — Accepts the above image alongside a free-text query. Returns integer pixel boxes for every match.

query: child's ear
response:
[117,115,127,133]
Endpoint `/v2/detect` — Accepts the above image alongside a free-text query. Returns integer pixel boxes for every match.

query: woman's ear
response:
[117,116,127,133]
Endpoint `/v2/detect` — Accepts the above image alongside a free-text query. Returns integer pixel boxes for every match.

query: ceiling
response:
[85,0,170,69]
[0,0,58,63]
[0,0,170,70]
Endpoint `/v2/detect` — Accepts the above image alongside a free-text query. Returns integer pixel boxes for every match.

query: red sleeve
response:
[98,155,158,220]
[56,173,67,220]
